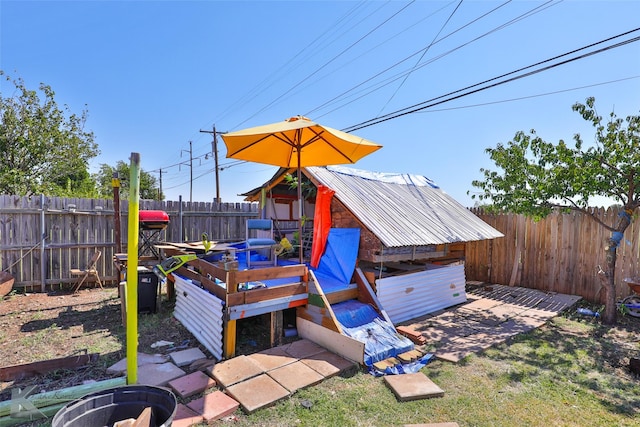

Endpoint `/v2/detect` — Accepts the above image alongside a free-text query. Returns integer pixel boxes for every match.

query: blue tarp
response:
[312,232,415,368]
[314,228,360,285]
[333,300,414,366]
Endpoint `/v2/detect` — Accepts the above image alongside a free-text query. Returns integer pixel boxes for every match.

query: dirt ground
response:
[0,284,285,405]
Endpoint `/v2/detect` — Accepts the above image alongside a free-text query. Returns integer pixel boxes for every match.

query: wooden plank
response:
[228,293,308,320]
[189,258,228,282]
[297,305,342,332]
[270,311,284,348]
[307,293,326,308]
[296,317,364,364]
[308,270,343,334]
[174,266,227,301]
[306,305,340,333]
[242,283,307,305]
[371,251,447,263]
[324,287,358,304]
[0,353,99,381]
[354,268,394,325]
[230,264,308,282]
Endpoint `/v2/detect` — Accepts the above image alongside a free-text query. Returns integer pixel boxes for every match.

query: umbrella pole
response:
[297,159,304,265]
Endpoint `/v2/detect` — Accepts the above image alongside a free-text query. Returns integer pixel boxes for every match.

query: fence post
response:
[40,194,46,292]
[178,195,183,242]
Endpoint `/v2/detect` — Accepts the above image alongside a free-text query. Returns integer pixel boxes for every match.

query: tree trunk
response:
[602,242,617,325]
[600,208,634,325]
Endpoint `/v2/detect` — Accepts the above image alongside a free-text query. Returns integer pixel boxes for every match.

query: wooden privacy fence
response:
[465,207,640,302]
[0,195,264,291]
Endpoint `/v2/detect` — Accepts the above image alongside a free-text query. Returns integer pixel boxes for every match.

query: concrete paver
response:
[137,362,186,387]
[168,370,216,398]
[284,338,327,359]
[225,374,290,414]
[267,360,325,392]
[106,352,168,375]
[248,346,297,372]
[186,390,239,422]
[384,372,445,401]
[300,350,357,378]
[170,347,207,367]
[211,355,263,387]
[172,404,204,427]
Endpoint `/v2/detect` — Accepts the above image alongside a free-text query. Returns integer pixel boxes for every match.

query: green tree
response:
[471,97,640,325]
[94,161,162,200]
[0,72,99,196]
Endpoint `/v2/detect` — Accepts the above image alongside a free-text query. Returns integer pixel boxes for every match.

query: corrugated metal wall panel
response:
[174,275,224,360]
[376,264,467,324]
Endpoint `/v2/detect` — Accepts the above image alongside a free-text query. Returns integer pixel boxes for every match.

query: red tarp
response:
[310,185,335,268]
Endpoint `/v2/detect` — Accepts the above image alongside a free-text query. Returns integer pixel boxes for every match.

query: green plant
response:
[284,174,317,200]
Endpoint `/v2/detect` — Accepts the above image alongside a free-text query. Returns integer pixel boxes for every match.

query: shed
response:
[243,165,503,323]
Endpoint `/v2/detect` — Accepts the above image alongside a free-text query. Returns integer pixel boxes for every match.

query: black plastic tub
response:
[51,385,177,427]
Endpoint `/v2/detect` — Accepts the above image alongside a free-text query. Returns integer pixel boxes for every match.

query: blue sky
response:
[2,0,639,207]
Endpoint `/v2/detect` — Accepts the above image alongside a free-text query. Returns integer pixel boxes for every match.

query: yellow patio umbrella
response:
[221,115,382,264]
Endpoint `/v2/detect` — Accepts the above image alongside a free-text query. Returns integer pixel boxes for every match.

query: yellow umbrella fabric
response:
[222,116,382,167]
[221,116,382,264]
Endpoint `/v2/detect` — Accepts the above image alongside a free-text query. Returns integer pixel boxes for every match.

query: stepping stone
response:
[300,351,357,378]
[266,360,324,393]
[190,358,216,372]
[168,370,216,398]
[384,373,445,401]
[226,374,289,414]
[169,347,207,367]
[186,390,239,422]
[284,339,326,359]
[137,362,186,387]
[172,404,204,427]
[106,353,168,375]
[248,347,297,372]
[210,355,263,387]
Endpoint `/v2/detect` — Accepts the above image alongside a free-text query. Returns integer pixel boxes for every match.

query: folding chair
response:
[244,219,278,268]
[70,251,103,293]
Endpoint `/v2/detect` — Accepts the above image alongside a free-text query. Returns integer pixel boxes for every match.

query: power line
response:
[413,75,640,113]
[378,0,464,114]
[229,1,416,130]
[307,0,559,120]
[344,28,640,132]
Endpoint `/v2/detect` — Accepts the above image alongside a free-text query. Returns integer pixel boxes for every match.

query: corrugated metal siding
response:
[306,166,503,248]
[174,275,224,360]
[376,264,467,324]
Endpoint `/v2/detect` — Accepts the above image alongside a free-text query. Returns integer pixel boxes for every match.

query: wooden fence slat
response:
[469,206,640,303]
[0,196,262,291]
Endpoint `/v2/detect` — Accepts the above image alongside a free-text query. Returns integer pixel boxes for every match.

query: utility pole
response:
[158,168,163,200]
[181,141,193,203]
[200,125,223,203]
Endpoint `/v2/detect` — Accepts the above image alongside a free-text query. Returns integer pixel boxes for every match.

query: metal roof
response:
[306,166,503,248]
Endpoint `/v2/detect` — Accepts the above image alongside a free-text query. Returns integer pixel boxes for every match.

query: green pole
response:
[126,153,141,384]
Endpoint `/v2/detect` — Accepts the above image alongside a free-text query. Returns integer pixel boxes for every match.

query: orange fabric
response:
[310,185,335,268]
